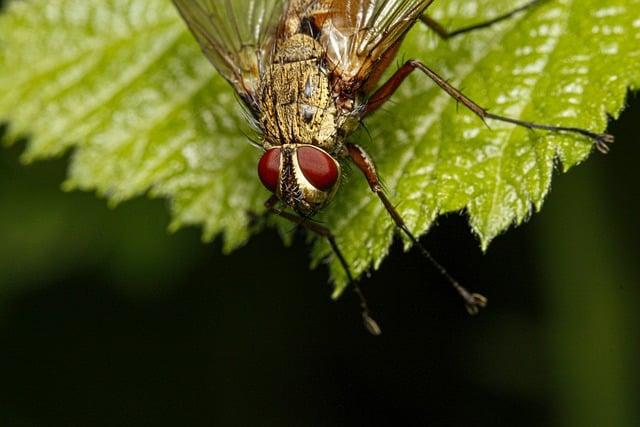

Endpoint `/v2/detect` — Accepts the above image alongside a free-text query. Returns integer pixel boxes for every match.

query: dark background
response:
[1,0,639,424]
[1,96,638,426]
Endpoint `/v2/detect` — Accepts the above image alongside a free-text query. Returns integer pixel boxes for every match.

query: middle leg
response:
[346,143,488,315]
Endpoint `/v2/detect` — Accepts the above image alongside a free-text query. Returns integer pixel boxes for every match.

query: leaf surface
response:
[1,0,638,295]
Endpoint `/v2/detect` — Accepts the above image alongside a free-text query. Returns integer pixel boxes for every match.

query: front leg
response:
[347,144,488,315]
[264,195,381,335]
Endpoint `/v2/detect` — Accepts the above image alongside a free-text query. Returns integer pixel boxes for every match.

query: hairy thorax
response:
[258,33,355,156]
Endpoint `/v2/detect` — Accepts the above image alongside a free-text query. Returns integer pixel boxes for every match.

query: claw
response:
[363,313,382,336]
[596,133,614,154]
[464,293,488,315]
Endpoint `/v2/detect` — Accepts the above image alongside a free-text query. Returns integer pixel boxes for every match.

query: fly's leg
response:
[365,60,614,153]
[420,0,546,40]
[264,195,382,335]
[346,144,488,315]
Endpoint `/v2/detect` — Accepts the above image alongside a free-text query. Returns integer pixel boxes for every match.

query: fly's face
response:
[258,144,341,216]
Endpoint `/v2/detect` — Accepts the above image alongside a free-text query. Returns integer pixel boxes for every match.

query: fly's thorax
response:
[257,144,341,216]
[258,34,342,154]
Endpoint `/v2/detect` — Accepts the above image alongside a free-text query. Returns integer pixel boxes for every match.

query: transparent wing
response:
[172,0,285,106]
[311,0,434,85]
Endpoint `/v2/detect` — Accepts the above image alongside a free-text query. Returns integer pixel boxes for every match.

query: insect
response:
[173,0,613,334]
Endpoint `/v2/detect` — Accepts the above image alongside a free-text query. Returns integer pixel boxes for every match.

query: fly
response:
[173,0,613,334]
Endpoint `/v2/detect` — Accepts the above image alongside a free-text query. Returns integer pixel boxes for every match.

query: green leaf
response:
[1,0,639,296]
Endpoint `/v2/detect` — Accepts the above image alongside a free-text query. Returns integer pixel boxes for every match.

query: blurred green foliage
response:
[0,129,207,306]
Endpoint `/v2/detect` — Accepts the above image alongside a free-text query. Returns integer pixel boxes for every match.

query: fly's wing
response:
[315,0,434,88]
[172,0,285,109]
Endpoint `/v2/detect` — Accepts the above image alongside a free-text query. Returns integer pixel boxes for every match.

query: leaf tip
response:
[331,285,346,300]
[61,179,76,193]
[479,234,493,253]
[167,220,181,234]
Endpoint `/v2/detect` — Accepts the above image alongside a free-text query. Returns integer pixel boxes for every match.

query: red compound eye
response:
[297,146,339,191]
[258,148,281,192]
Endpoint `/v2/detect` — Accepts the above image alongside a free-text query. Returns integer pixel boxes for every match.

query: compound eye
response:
[297,146,339,191]
[258,148,282,192]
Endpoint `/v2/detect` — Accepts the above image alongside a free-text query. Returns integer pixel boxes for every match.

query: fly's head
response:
[258,144,341,216]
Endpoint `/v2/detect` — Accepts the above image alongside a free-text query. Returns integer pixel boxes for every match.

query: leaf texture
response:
[1,0,638,295]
